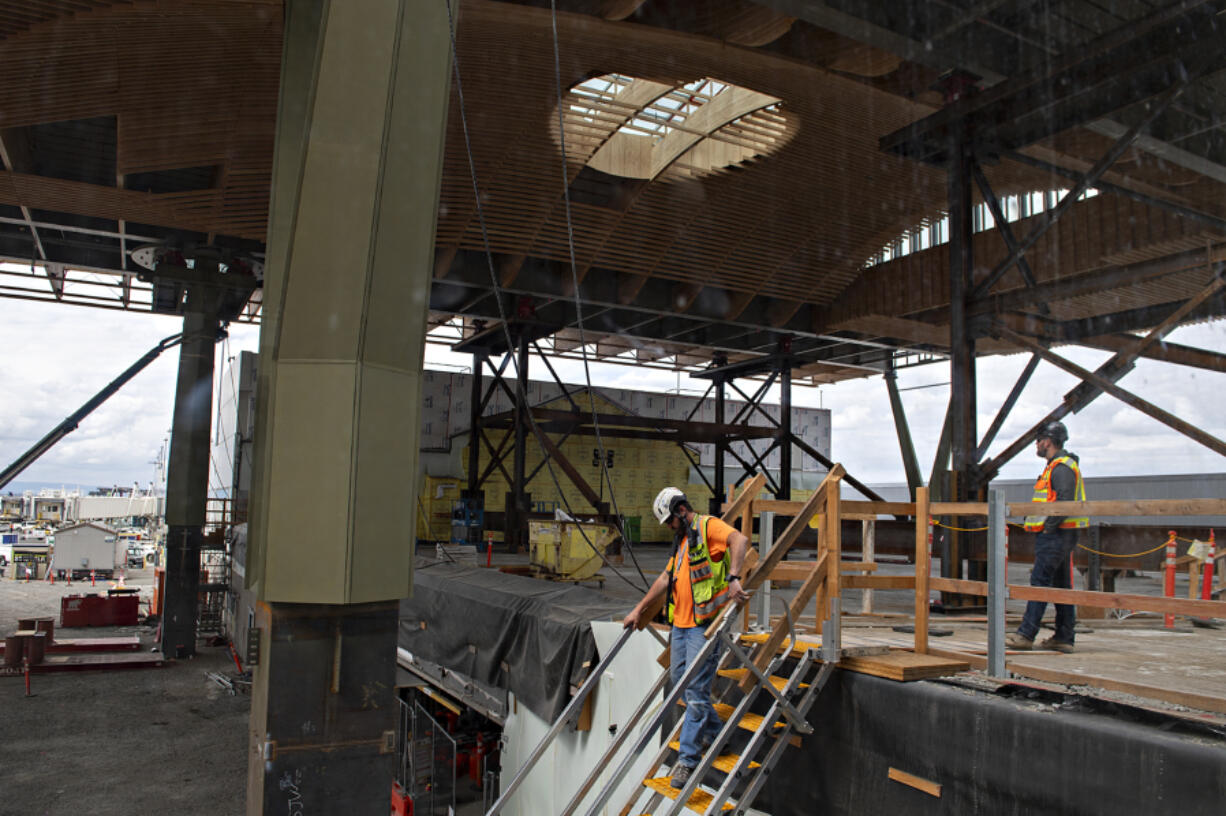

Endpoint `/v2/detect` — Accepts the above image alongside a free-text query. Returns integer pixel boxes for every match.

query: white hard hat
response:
[653,487,686,525]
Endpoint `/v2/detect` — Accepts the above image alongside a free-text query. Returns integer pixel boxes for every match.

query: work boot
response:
[1005,633,1034,650]
[670,764,692,789]
[1040,636,1075,654]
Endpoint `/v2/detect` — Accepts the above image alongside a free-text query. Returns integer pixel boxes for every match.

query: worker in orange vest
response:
[1007,421,1088,653]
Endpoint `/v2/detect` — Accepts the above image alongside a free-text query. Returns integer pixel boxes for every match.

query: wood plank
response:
[888,767,942,798]
[929,577,989,596]
[843,575,915,590]
[769,560,878,581]
[839,651,969,681]
[840,500,916,516]
[914,487,930,655]
[1005,498,1226,518]
[1008,585,1226,617]
[930,501,988,516]
[1006,663,1226,716]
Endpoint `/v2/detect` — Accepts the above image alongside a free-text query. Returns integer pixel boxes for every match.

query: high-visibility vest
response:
[666,516,732,625]
[1023,454,1088,531]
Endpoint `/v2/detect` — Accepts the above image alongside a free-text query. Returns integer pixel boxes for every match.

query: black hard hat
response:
[1038,420,1068,446]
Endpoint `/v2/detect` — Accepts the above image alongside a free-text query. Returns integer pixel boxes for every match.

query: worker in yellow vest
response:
[1007,421,1088,653]
[623,487,749,790]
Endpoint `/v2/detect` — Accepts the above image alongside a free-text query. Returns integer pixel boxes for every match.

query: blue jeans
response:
[670,625,724,768]
[1018,530,1077,643]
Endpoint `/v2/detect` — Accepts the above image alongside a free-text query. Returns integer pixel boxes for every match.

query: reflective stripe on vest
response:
[666,515,732,625]
[1023,455,1089,531]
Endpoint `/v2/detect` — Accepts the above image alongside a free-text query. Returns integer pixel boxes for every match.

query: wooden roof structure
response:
[0,0,1223,383]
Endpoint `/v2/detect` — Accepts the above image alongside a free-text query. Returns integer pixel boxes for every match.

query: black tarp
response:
[399,563,632,723]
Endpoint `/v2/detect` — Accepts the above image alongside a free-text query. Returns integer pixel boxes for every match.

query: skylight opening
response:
[562,74,794,181]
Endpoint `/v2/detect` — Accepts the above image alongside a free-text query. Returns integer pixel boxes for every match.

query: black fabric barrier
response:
[756,669,1226,815]
[398,563,631,723]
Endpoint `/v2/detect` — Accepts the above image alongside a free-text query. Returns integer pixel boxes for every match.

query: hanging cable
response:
[442,0,648,592]
[547,0,644,575]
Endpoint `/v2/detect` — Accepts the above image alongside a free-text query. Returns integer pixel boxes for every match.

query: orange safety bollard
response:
[1203,530,1217,601]
[90,569,96,587]
[1163,531,1177,628]
[486,532,494,568]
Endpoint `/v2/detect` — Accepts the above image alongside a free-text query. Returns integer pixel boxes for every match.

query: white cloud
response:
[3,282,1223,490]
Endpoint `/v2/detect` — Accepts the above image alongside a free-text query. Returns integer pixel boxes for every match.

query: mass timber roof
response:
[0,0,1224,381]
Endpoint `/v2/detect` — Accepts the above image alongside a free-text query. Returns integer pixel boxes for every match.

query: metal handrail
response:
[580,605,742,816]
[483,623,634,816]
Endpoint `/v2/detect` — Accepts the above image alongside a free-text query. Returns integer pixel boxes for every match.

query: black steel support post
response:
[778,365,792,502]
[945,120,978,594]
[161,288,222,658]
[884,363,923,500]
[466,351,484,498]
[507,330,531,552]
[712,376,727,515]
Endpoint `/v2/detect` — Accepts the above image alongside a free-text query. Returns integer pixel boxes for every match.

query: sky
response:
[1,289,1223,492]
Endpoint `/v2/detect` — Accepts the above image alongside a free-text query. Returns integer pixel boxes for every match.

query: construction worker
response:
[622,487,750,789]
[1007,420,1088,653]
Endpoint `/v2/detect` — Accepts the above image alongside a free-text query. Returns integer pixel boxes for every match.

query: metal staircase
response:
[486,468,847,816]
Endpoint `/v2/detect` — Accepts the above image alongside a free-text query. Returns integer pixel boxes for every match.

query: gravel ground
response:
[0,569,249,816]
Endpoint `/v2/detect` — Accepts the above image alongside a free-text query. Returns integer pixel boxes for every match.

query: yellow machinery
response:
[528,521,618,581]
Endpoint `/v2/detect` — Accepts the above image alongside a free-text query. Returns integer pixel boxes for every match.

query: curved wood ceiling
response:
[0,0,1222,380]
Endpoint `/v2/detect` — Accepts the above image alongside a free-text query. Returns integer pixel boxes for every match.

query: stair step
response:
[710,702,802,747]
[668,740,760,773]
[717,668,809,691]
[641,776,734,813]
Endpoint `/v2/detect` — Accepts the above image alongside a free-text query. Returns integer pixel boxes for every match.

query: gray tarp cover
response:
[399,563,633,722]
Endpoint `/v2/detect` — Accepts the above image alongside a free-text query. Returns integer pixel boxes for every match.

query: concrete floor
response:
[0,566,249,816]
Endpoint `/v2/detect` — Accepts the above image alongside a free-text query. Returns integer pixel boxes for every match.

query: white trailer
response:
[52,522,119,579]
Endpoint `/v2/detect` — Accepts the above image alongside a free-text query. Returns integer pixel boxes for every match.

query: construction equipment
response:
[488,468,848,816]
[528,520,617,582]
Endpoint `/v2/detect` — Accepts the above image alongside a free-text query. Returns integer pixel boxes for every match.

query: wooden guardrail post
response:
[986,488,1007,677]
[914,487,930,655]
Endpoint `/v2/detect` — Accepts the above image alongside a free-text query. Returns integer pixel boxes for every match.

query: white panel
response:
[500,621,666,816]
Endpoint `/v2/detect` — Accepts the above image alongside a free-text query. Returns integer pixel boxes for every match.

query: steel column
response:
[778,365,792,501]
[507,330,531,552]
[161,293,221,658]
[946,116,977,588]
[986,488,1007,677]
[466,351,484,497]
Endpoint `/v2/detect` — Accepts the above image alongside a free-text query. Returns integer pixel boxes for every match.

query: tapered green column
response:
[244,1,451,812]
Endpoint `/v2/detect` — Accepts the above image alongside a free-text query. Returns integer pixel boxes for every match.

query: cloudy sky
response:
[1,285,1223,492]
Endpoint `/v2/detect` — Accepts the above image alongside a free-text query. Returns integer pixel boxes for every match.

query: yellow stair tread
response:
[641,776,733,812]
[738,631,821,657]
[677,701,801,746]
[717,668,809,691]
[667,740,760,773]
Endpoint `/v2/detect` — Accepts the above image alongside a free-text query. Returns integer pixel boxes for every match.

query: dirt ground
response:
[0,569,249,816]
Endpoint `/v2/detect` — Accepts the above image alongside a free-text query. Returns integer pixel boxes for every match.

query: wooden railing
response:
[732,485,1226,669]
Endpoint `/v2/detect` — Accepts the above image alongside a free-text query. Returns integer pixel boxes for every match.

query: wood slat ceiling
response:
[0,0,1222,381]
